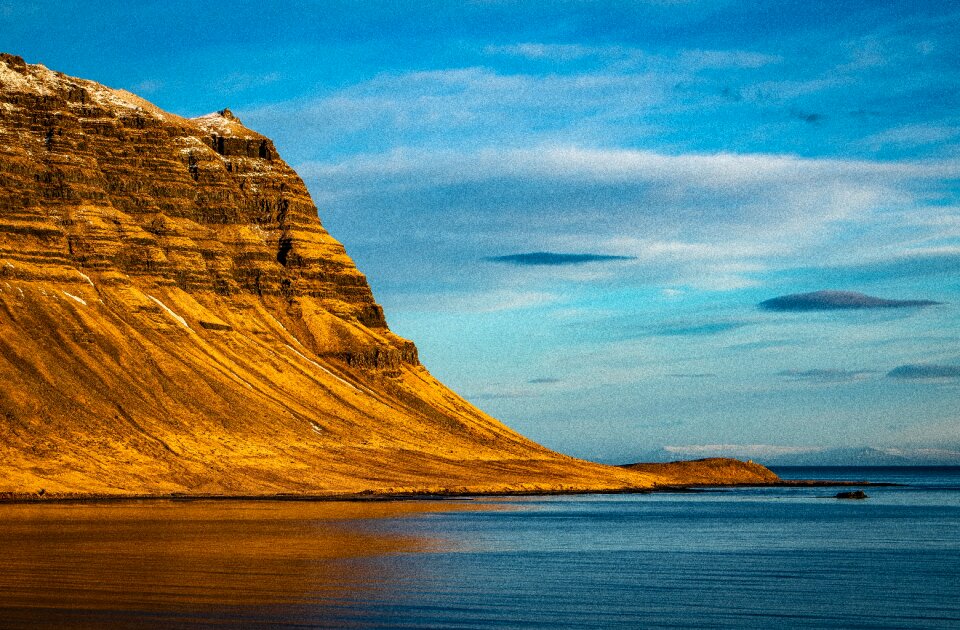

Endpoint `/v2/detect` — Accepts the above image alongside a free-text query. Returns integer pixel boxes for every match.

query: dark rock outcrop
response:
[835,490,869,500]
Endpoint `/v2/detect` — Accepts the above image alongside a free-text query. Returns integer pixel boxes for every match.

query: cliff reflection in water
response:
[0,500,468,627]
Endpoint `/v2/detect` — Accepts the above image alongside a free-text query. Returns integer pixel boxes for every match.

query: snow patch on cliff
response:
[147,295,192,330]
[63,291,87,306]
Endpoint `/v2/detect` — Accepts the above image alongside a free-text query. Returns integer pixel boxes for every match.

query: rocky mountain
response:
[0,54,776,497]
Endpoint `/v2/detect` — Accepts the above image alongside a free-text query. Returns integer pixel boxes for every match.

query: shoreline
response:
[0,479,899,505]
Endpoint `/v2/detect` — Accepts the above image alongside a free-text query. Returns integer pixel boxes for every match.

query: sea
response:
[1,466,958,629]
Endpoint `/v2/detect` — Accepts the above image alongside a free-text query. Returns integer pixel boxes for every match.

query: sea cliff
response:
[0,54,777,498]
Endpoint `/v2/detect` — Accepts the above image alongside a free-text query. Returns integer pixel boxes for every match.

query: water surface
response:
[2,467,958,628]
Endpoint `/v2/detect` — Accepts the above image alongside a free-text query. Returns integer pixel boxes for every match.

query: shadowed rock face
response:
[0,54,776,497]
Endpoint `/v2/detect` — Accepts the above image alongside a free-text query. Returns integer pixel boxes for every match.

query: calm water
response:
[1,467,958,628]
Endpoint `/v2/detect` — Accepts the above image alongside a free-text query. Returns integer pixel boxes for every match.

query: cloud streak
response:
[760,290,941,311]
[653,321,747,337]
[777,369,877,382]
[487,252,635,266]
[887,364,960,380]
[297,144,959,293]
[483,42,782,69]
[822,250,960,282]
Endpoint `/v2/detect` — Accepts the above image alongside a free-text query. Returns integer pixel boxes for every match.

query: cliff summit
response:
[0,54,776,497]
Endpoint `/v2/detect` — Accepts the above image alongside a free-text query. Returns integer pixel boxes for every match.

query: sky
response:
[4,0,959,463]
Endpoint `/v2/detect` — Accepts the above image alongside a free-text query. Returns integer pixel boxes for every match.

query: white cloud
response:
[861,124,960,150]
[302,145,958,249]
[678,49,782,69]
[390,288,559,314]
[132,79,163,94]
[740,76,853,102]
[214,71,282,93]
[233,48,960,310]
[484,42,781,70]
[483,43,606,61]
[298,144,960,294]
[602,239,783,262]
[244,67,671,157]
[303,145,959,191]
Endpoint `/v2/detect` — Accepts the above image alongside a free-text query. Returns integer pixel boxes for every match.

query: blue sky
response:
[5,0,959,462]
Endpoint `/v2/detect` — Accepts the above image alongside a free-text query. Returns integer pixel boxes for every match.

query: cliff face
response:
[0,53,404,366]
[0,54,775,497]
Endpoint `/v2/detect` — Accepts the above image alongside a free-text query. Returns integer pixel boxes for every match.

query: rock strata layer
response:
[0,54,777,497]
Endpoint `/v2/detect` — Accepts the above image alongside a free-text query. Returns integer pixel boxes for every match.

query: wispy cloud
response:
[653,321,747,337]
[862,124,960,149]
[214,71,282,94]
[303,146,959,206]
[760,290,941,311]
[483,43,609,61]
[244,67,671,157]
[577,317,750,343]
[298,144,959,293]
[389,288,559,314]
[663,444,825,457]
[483,42,781,69]
[826,249,960,281]
[487,252,635,266]
[887,364,960,380]
[777,368,877,382]
[132,79,163,94]
[679,49,782,69]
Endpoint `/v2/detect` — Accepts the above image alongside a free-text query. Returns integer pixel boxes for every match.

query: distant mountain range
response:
[765,447,960,467]
[636,446,960,467]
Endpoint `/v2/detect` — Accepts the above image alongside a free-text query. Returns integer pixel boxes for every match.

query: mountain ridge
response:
[0,54,777,497]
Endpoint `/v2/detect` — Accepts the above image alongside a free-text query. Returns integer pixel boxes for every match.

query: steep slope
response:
[0,54,776,497]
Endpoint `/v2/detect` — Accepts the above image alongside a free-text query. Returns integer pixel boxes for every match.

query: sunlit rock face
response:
[0,54,779,497]
[0,52,404,365]
[0,53,668,497]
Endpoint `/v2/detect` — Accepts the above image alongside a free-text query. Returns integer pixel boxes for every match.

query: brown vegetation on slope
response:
[0,54,777,497]
[621,458,780,486]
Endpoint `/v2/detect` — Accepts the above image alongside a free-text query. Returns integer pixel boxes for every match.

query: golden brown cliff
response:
[0,54,776,497]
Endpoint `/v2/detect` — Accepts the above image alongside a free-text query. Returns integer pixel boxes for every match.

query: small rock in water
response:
[835,489,868,500]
